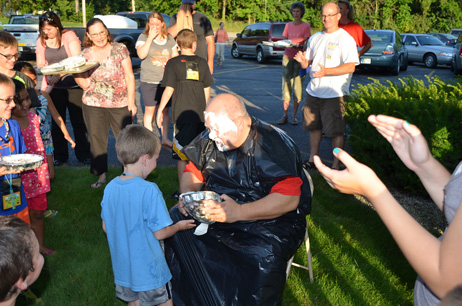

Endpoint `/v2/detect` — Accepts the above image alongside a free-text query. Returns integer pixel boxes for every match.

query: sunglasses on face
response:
[39,14,54,22]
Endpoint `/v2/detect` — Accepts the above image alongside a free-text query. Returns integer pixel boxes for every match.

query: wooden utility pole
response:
[221,0,227,20]
[82,0,86,27]
[132,0,135,11]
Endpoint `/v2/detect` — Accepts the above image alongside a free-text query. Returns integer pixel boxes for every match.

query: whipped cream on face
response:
[204,111,238,152]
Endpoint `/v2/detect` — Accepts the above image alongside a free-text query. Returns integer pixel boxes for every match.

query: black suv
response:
[231,22,288,63]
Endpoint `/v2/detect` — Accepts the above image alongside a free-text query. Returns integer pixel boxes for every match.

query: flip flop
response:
[44,209,58,218]
[91,181,106,189]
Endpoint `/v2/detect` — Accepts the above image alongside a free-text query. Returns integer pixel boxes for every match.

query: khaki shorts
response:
[282,56,304,102]
[115,282,171,306]
[302,94,346,137]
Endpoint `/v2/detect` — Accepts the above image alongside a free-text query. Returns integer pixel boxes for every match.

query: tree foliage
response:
[2,0,462,33]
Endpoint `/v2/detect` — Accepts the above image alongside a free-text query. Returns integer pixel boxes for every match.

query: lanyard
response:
[0,119,16,209]
[121,173,142,179]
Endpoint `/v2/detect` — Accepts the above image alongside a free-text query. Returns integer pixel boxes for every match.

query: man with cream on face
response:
[165,93,312,305]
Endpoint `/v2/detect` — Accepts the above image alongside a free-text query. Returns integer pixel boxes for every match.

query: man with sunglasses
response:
[0,32,40,109]
[294,2,358,170]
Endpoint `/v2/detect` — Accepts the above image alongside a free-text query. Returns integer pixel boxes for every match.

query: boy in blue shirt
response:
[101,124,195,306]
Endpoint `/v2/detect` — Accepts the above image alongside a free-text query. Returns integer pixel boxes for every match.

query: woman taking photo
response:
[136,11,178,148]
[36,11,91,166]
[75,18,136,188]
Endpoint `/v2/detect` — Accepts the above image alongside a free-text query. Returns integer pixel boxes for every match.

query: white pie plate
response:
[0,154,44,171]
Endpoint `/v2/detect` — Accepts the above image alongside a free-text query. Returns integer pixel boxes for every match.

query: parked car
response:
[231,22,288,63]
[357,29,408,75]
[3,14,39,54]
[401,33,455,68]
[116,11,170,29]
[428,33,458,47]
[450,28,462,37]
[451,33,462,75]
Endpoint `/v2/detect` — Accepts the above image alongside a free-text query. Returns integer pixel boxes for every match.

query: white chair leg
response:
[286,228,314,283]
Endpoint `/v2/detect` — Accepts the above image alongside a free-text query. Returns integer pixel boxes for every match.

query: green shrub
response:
[346,76,462,193]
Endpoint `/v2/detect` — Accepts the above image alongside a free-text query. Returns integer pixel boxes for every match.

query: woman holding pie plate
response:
[36,11,91,167]
[74,18,137,189]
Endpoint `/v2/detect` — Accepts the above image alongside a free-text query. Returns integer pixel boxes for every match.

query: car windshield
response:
[416,35,445,46]
[11,16,39,24]
[272,24,286,37]
[366,32,393,43]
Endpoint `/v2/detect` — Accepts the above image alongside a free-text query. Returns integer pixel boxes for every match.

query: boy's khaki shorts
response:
[115,282,171,306]
[302,93,346,137]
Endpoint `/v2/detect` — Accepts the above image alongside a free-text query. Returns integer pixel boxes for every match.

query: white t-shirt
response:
[305,28,359,98]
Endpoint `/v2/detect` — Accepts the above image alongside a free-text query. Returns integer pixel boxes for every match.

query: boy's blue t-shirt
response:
[101,176,174,291]
[0,119,28,216]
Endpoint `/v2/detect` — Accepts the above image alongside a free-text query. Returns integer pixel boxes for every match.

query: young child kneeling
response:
[101,124,195,306]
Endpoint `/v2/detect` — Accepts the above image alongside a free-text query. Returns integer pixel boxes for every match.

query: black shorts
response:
[140,82,171,108]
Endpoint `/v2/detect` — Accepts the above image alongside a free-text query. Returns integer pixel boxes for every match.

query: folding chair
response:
[286,168,314,283]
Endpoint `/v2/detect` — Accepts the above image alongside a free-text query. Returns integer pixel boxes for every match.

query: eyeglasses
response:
[0,53,21,61]
[0,97,15,104]
[322,12,339,19]
[89,31,107,39]
[39,14,54,22]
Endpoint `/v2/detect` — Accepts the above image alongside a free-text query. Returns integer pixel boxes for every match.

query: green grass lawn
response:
[16,166,417,306]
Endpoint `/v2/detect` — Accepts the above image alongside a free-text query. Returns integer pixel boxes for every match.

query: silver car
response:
[401,34,455,68]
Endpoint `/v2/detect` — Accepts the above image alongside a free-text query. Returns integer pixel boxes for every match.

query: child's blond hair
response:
[116,125,160,166]
[177,29,197,50]
[0,73,14,89]
[0,32,18,49]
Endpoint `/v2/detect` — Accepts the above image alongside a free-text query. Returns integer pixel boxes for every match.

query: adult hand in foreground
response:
[367,114,431,173]
[314,149,386,200]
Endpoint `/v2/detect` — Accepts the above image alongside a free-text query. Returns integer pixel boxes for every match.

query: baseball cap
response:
[182,0,196,4]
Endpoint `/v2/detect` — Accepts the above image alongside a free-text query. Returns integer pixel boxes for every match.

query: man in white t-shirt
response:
[294,2,359,170]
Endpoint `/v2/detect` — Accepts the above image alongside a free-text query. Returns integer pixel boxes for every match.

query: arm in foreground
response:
[206,192,300,223]
[153,219,196,240]
[314,150,462,299]
[367,114,451,210]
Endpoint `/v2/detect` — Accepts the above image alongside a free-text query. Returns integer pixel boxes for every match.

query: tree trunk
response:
[75,0,79,14]
[222,0,227,20]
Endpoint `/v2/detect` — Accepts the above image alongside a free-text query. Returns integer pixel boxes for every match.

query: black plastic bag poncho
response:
[165,118,312,306]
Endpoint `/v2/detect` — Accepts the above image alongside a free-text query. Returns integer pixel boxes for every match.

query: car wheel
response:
[454,62,462,75]
[391,56,401,75]
[256,48,266,63]
[231,44,242,59]
[424,53,437,68]
[401,56,408,71]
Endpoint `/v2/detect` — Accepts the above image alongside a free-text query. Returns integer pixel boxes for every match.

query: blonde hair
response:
[0,31,18,49]
[143,11,169,39]
[176,3,194,35]
[116,125,160,166]
[0,73,14,89]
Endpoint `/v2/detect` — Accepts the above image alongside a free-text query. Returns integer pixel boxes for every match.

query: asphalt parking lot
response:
[33,44,456,170]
